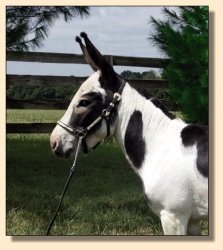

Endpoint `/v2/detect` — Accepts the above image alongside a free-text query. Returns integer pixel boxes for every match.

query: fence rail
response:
[7,123,56,134]
[6,51,171,133]
[7,51,170,68]
[7,74,168,88]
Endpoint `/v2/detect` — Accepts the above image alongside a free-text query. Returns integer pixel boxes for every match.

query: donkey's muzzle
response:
[50,136,76,158]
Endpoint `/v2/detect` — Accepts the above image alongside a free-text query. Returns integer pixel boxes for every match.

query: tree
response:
[6,6,90,51]
[150,7,208,124]
[120,70,160,80]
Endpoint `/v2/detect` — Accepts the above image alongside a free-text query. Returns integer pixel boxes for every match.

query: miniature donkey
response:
[50,33,208,235]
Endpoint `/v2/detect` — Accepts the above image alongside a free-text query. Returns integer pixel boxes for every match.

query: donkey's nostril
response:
[51,140,58,151]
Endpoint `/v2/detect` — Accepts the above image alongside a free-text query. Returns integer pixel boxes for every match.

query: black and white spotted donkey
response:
[50,33,208,235]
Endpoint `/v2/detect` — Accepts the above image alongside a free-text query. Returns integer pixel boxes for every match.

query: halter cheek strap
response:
[57,82,125,142]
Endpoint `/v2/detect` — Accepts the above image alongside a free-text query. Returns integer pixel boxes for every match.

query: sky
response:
[7,6,167,76]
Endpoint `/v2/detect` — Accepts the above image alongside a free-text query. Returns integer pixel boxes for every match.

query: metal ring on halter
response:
[113,92,121,102]
[74,129,88,138]
[101,109,110,118]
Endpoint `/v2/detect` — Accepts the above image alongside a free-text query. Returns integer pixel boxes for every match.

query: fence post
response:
[108,55,113,66]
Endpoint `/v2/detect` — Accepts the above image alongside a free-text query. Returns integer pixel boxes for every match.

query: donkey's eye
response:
[77,99,91,107]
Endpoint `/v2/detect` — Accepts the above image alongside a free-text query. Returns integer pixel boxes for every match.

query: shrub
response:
[150,7,208,124]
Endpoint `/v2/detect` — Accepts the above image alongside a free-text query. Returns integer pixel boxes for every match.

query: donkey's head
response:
[50,32,124,158]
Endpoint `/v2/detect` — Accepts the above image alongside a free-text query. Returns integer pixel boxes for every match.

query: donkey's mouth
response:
[64,148,75,158]
[53,147,73,158]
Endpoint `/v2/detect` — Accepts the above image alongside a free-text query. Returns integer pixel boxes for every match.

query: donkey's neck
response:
[114,83,180,168]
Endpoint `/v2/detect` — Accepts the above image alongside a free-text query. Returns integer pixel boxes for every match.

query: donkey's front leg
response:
[160,210,189,235]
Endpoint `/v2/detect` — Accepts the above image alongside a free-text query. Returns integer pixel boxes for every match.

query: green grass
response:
[6,134,162,235]
[6,109,208,236]
[6,109,64,123]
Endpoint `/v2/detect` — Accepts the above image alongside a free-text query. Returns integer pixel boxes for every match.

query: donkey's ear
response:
[75,36,99,71]
[76,32,121,92]
[79,32,116,77]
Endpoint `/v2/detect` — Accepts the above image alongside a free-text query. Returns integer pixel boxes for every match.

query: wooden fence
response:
[6,51,170,133]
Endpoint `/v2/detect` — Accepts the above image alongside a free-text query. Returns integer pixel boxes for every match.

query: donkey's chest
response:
[137,141,199,211]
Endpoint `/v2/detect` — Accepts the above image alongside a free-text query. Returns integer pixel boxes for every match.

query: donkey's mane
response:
[132,86,176,120]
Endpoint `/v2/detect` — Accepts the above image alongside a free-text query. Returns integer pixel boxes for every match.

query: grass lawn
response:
[6,109,64,123]
[6,110,208,236]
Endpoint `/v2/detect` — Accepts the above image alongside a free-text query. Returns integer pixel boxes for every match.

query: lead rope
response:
[46,136,83,235]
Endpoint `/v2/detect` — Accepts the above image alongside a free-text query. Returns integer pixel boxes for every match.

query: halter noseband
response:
[57,82,125,141]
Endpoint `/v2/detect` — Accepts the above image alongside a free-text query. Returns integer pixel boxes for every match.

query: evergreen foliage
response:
[6,6,90,51]
[150,7,208,124]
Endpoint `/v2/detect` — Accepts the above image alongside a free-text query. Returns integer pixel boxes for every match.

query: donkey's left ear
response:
[76,32,120,90]
[79,32,114,75]
[75,36,99,72]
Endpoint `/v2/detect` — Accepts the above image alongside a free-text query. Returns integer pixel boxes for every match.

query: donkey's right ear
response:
[75,36,99,72]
